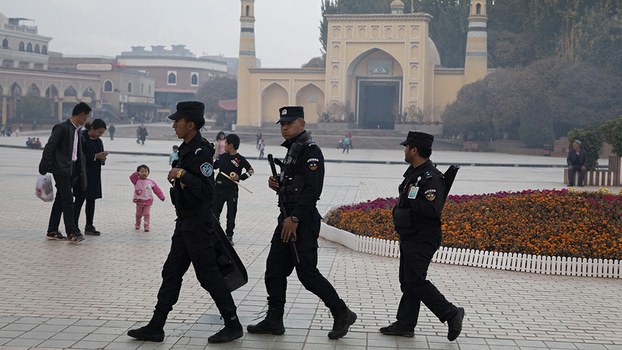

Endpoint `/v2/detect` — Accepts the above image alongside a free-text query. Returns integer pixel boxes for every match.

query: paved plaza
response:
[0,134,620,350]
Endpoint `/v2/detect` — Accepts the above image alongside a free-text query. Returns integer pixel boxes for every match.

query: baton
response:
[267,154,300,264]
[221,172,253,193]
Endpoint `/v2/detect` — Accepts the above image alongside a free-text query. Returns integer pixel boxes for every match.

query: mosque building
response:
[236,0,488,130]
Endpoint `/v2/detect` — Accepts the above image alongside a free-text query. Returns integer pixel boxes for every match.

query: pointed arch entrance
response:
[261,83,288,125]
[347,48,403,129]
[295,84,324,124]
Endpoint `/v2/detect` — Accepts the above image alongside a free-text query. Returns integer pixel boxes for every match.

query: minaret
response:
[464,0,488,84]
[237,0,256,126]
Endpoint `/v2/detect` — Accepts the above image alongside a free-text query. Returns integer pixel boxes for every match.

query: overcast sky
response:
[2,0,324,68]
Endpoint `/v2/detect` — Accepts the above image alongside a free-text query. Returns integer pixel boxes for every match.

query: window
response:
[476,3,482,14]
[19,42,24,51]
[2,39,8,49]
[103,80,113,92]
[191,73,199,86]
[246,5,250,16]
[34,44,40,53]
[42,45,47,54]
[149,85,152,95]
[26,43,32,52]
[127,81,133,93]
[141,83,144,94]
[167,71,177,85]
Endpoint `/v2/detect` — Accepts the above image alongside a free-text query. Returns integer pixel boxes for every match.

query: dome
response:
[391,0,405,14]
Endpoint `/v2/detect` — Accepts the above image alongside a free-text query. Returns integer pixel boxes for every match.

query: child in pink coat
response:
[130,164,165,232]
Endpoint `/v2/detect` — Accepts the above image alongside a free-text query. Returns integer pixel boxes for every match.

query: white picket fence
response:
[320,223,621,278]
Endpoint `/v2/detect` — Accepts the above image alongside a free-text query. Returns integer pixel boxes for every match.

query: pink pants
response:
[135,204,152,230]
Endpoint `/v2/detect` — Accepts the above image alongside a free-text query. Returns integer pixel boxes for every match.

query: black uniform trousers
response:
[47,164,80,235]
[151,217,237,328]
[213,185,238,237]
[397,228,458,328]
[265,212,344,312]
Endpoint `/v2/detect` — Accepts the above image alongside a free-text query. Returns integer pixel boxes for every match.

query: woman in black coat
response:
[74,119,108,235]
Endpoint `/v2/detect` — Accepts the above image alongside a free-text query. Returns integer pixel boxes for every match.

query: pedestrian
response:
[247,106,357,339]
[33,138,42,149]
[38,102,90,244]
[258,139,265,159]
[342,134,351,153]
[169,145,179,166]
[347,132,353,149]
[567,140,587,187]
[127,101,243,344]
[256,129,262,149]
[213,133,254,245]
[130,164,165,232]
[108,123,116,141]
[5,124,12,137]
[137,124,148,145]
[380,131,464,341]
[73,119,108,236]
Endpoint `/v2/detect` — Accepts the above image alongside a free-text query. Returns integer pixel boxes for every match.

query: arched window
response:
[127,81,133,93]
[42,45,47,54]
[476,3,482,14]
[246,5,250,16]
[167,72,177,85]
[191,73,199,86]
[26,42,33,52]
[19,42,24,51]
[2,39,8,49]
[34,44,40,53]
[103,80,113,92]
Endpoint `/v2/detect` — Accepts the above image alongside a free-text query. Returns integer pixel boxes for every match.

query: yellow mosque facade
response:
[236,0,488,129]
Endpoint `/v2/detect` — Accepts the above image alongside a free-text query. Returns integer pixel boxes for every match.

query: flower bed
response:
[325,189,622,260]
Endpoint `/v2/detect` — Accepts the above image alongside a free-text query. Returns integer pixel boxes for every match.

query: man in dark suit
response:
[39,102,90,244]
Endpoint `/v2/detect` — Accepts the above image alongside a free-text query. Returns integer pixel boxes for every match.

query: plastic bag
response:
[35,174,54,202]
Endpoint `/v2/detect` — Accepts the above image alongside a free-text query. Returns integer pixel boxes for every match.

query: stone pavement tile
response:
[575,344,609,350]
[72,340,111,348]
[36,338,78,348]
[605,346,622,350]
[17,330,57,340]
[269,341,304,350]
[0,323,37,332]
[457,343,492,350]
[237,339,276,349]
[0,330,25,339]
[3,337,43,347]
[514,340,549,348]
[297,344,336,350]
[544,341,580,349]
[103,340,142,350]
[82,332,120,342]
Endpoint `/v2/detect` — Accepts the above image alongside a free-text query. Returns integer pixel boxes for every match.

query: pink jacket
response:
[130,172,165,206]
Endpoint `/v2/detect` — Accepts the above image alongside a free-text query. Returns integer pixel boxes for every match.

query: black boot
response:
[127,325,164,342]
[208,314,243,343]
[328,303,357,339]
[247,308,285,335]
[379,321,415,337]
[447,307,465,341]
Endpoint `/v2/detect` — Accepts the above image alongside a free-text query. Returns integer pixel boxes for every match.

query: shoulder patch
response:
[200,162,213,177]
[307,158,319,171]
[308,141,318,149]
[425,188,437,201]
[424,171,433,179]
[195,148,203,155]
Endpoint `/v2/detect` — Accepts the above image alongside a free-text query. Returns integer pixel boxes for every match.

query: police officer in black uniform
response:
[247,106,357,339]
[128,101,243,344]
[380,131,464,341]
